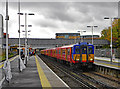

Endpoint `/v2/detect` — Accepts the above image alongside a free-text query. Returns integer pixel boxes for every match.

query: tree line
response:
[101,19,120,48]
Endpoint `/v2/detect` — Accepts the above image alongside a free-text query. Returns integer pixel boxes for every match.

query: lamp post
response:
[21,25,32,66]
[77,30,86,42]
[104,17,118,62]
[4,0,12,82]
[18,13,34,66]
[27,34,30,60]
[17,0,24,72]
[5,0,9,62]
[87,25,98,44]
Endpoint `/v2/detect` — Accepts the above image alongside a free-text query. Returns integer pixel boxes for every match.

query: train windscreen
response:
[82,47,87,54]
[88,46,93,54]
[75,46,80,54]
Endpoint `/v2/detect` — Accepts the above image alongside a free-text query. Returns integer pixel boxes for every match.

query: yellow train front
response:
[72,42,94,68]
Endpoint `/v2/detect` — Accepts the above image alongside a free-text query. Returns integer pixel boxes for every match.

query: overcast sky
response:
[0,0,118,38]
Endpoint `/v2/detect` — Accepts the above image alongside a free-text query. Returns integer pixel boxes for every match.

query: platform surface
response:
[1,55,69,89]
[94,57,120,70]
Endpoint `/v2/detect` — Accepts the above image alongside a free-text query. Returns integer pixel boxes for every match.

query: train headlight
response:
[90,58,93,61]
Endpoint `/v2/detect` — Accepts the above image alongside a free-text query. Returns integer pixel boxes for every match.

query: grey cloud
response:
[39,21,58,28]
[33,17,59,28]
[9,2,118,23]
[2,1,118,38]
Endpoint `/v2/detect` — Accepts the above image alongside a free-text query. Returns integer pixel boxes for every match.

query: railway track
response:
[38,55,118,89]
[91,72,120,84]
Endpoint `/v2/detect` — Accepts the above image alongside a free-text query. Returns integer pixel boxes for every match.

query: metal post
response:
[79,32,80,42]
[104,17,118,62]
[110,18,113,62]
[87,26,97,44]
[78,31,86,42]
[81,31,83,42]
[18,0,21,72]
[4,0,12,83]
[75,36,76,43]
[6,0,8,61]
[27,36,29,61]
[92,26,93,44]
[25,13,27,66]
[78,31,86,43]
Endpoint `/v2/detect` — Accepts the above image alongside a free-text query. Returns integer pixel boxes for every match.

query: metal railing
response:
[95,48,120,59]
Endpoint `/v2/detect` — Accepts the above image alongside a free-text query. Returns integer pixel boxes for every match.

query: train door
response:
[88,45,94,62]
[80,46,87,62]
[65,48,68,61]
[60,49,62,60]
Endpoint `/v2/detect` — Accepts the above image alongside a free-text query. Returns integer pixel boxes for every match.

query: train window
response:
[58,50,59,54]
[82,47,87,54]
[68,49,70,55]
[75,46,80,54]
[62,49,65,55]
[57,50,58,54]
[72,47,74,53]
[88,48,93,54]
[59,49,61,54]
[61,49,62,55]
[49,50,50,55]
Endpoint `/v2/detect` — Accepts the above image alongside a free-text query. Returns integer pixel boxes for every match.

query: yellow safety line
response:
[35,56,52,88]
[10,55,19,62]
[95,59,109,62]
[0,64,4,69]
[95,58,120,63]
[94,62,120,68]
[0,55,19,69]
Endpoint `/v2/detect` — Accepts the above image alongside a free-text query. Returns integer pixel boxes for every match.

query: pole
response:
[74,36,75,43]
[80,32,81,42]
[25,13,27,66]
[28,37,29,60]
[75,36,76,43]
[111,18,112,62]
[6,0,8,61]
[18,0,21,72]
[81,31,83,42]
[4,0,12,82]
[92,26,93,44]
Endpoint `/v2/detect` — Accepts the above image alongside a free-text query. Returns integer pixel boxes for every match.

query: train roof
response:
[79,42,93,46]
[41,42,93,51]
[60,44,75,48]
[60,42,93,48]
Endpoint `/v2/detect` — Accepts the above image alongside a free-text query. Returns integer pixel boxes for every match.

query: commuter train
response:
[40,42,94,68]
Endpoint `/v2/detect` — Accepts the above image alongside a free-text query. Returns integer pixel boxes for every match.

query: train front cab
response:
[80,45,94,68]
[72,43,94,68]
[88,44,94,63]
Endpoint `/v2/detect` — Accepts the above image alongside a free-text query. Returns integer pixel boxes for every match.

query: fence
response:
[95,48,120,58]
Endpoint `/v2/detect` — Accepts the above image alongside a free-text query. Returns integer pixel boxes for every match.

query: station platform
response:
[1,55,69,88]
[94,57,120,70]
